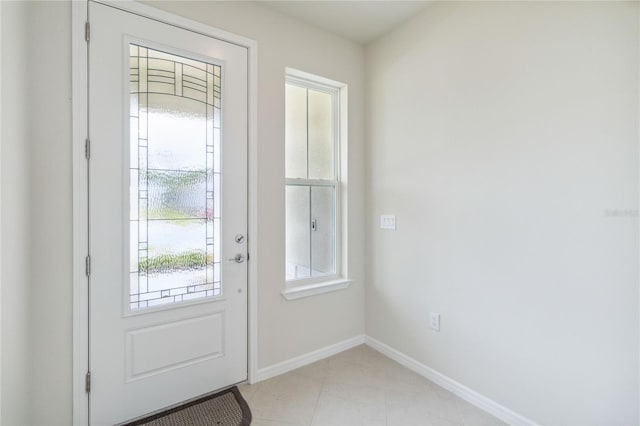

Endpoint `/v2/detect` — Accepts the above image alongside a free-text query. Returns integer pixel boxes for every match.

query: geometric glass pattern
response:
[129,44,222,310]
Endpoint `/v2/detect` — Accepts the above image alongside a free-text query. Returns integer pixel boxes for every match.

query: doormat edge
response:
[122,385,252,426]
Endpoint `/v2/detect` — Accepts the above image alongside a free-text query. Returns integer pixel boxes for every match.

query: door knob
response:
[229,254,245,263]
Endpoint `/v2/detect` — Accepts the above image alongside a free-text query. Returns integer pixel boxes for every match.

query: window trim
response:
[282,278,353,301]
[283,68,349,299]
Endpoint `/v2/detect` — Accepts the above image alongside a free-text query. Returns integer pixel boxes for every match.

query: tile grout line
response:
[384,385,389,426]
[249,345,502,426]
[308,370,327,426]
[381,357,389,426]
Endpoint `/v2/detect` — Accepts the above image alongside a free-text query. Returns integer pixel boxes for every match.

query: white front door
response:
[89,2,248,424]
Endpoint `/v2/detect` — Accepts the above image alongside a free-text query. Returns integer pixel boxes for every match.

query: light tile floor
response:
[238,345,506,426]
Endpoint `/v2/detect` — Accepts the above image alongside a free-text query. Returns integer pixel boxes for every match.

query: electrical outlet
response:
[380,214,396,230]
[429,312,440,332]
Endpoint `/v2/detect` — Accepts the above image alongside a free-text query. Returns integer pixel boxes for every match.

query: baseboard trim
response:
[252,334,535,425]
[364,336,537,426]
[254,334,365,383]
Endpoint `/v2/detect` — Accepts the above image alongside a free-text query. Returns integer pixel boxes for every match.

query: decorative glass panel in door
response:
[129,44,222,310]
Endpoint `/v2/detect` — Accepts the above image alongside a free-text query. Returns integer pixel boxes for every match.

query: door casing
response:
[71,1,259,423]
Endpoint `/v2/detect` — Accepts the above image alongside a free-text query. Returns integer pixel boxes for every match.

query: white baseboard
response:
[254,334,365,383]
[364,336,537,426]
[252,333,534,426]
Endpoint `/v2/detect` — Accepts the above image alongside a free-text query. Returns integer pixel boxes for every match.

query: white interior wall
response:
[365,2,639,424]
[28,3,74,424]
[1,2,32,424]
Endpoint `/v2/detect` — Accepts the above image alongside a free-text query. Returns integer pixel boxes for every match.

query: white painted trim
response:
[71,2,89,424]
[285,67,347,92]
[254,335,365,382]
[246,20,259,386]
[281,278,351,300]
[637,18,640,423]
[0,1,3,421]
[95,0,255,49]
[72,0,259,422]
[364,336,537,426]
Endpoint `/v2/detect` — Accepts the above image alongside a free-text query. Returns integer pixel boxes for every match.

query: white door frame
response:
[71,1,259,424]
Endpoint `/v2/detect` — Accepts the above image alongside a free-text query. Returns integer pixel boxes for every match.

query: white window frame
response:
[282,68,351,300]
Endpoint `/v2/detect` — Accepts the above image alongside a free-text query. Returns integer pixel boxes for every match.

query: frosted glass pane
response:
[137,220,212,303]
[285,84,307,179]
[146,220,206,269]
[147,94,207,171]
[129,117,138,168]
[130,221,139,272]
[214,128,221,172]
[213,173,220,218]
[130,169,138,220]
[213,218,220,262]
[311,186,335,276]
[285,186,310,280]
[129,43,222,310]
[308,90,333,180]
[148,170,206,219]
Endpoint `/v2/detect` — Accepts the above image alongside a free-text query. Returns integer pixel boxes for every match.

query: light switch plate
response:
[380,214,396,230]
[429,312,440,331]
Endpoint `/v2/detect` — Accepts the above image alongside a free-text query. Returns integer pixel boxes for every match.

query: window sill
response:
[281,278,352,301]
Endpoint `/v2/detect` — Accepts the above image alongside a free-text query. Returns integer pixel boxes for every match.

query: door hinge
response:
[85,255,91,277]
[85,22,90,42]
[85,371,91,393]
[85,138,90,160]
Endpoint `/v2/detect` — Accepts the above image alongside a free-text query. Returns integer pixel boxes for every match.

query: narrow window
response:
[285,70,346,291]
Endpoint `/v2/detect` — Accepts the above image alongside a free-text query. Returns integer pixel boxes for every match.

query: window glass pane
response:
[129,43,221,311]
[148,170,206,220]
[145,220,210,306]
[147,94,206,171]
[286,185,311,280]
[311,186,335,276]
[285,84,308,179]
[308,90,333,180]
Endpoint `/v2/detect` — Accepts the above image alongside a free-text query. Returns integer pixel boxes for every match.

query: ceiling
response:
[262,1,433,45]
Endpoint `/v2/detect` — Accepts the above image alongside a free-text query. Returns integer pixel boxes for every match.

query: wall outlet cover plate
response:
[380,214,396,230]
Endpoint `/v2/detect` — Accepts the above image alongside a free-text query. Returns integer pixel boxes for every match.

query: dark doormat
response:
[123,386,252,426]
